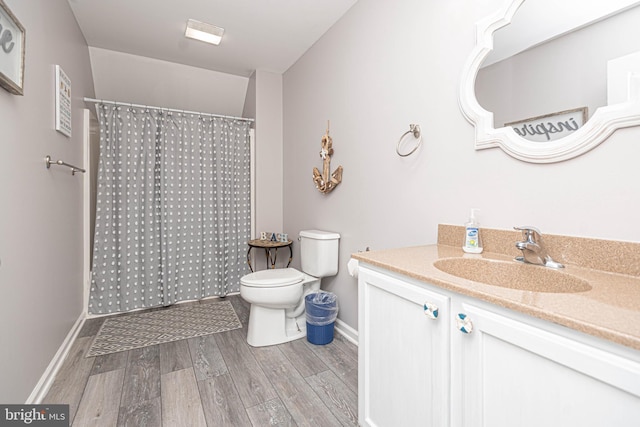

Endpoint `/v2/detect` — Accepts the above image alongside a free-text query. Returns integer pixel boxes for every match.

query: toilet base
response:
[246,304,308,347]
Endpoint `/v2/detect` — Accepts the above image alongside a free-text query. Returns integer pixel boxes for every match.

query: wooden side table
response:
[247,239,293,272]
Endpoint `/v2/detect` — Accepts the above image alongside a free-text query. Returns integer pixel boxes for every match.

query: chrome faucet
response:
[514,226,564,269]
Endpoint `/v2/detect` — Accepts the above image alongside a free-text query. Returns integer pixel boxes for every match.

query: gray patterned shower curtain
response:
[89,104,251,315]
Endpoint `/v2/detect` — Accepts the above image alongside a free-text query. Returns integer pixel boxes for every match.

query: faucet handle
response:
[514,226,542,242]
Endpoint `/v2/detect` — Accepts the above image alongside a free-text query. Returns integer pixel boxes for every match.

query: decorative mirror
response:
[459,0,640,163]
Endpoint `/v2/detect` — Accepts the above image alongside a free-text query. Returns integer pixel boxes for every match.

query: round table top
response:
[248,239,293,248]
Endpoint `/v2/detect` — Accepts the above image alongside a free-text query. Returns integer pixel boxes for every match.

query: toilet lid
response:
[241,268,304,287]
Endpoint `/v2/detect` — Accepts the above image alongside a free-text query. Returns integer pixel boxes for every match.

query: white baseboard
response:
[26,312,86,404]
[334,318,358,346]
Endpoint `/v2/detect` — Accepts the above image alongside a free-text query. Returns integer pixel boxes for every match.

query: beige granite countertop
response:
[352,244,640,351]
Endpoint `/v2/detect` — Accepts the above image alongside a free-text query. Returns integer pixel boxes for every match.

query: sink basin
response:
[433,258,592,293]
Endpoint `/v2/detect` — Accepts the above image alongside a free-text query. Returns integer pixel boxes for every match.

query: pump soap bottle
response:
[462,208,483,254]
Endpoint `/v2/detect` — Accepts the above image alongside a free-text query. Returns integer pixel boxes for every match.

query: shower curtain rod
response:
[83,97,255,123]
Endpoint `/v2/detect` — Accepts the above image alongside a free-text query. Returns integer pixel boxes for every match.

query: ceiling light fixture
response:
[185,19,224,46]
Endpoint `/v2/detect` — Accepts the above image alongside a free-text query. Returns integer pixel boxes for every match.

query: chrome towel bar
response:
[45,155,86,175]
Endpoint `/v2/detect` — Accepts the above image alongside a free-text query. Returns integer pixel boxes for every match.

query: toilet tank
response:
[299,230,340,278]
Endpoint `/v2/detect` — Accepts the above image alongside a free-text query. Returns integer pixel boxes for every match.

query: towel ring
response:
[396,124,422,157]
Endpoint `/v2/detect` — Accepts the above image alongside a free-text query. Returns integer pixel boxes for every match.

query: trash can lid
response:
[241,268,304,287]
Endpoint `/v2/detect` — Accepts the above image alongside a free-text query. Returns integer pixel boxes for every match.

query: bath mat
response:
[86,300,242,357]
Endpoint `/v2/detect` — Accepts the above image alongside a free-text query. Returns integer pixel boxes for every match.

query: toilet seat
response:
[241,268,304,288]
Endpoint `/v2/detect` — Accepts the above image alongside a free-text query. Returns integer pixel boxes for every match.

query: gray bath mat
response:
[86,300,242,357]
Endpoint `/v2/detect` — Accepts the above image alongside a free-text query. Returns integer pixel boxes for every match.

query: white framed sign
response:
[55,65,72,137]
[504,107,588,143]
[0,0,25,95]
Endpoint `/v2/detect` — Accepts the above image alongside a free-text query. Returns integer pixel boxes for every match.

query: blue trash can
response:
[305,291,338,345]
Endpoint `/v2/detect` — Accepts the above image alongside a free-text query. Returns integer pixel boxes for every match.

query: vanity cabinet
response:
[358,266,450,427]
[358,264,640,427]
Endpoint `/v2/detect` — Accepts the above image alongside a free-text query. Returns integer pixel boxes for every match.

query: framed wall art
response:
[55,65,72,136]
[0,0,25,95]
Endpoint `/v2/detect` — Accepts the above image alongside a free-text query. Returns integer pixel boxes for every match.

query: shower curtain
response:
[88,104,251,315]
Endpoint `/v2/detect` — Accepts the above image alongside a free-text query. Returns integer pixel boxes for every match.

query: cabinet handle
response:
[456,313,473,334]
[423,302,439,319]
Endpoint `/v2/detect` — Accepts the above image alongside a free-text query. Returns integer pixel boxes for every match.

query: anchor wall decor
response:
[312,121,343,194]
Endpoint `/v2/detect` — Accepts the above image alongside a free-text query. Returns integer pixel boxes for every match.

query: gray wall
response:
[243,71,257,120]
[283,0,640,330]
[0,0,95,402]
[254,71,284,246]
[243,70,284,270]
[88,47,249,116]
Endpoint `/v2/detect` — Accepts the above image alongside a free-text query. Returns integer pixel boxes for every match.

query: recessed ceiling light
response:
[185,19,224,46]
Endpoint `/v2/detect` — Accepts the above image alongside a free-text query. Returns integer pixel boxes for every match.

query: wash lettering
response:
[512,118,580,141]
[0,17,15,53]
[505,108,587,143]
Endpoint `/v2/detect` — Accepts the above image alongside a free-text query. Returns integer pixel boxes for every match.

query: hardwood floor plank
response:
[332,333,358,361]
[216,328,277,408]
[278,338,329,378]
[252,345,342,427]
[246,398,297,427]
[188,334,228,380]
[117,397,161,427]
[42,336,96,423]
[228,295,250,326]
[90,350,128,375]
[306,370,358,426]
[121,346,161,405]
[304,340,358,394]
[159,339,193,374]
[77,317,104,338]
[197,372,252,426]
[73,369,125,426]
[161,368,207,427]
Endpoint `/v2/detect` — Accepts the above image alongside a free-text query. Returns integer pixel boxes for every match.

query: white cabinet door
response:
[358,267,450,427]
[452,299,640,427]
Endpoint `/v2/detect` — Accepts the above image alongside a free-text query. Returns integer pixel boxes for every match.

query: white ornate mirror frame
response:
[459,0,640,163]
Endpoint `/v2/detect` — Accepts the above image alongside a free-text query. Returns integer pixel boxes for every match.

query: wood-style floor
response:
[43,295,358,426]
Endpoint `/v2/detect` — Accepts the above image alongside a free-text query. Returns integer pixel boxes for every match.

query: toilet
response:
[240,229,340,347]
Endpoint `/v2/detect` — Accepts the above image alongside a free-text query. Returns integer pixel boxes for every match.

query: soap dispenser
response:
[462,208,483,254]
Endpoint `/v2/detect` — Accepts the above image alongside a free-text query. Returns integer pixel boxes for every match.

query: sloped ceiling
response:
[68,0,358,77]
